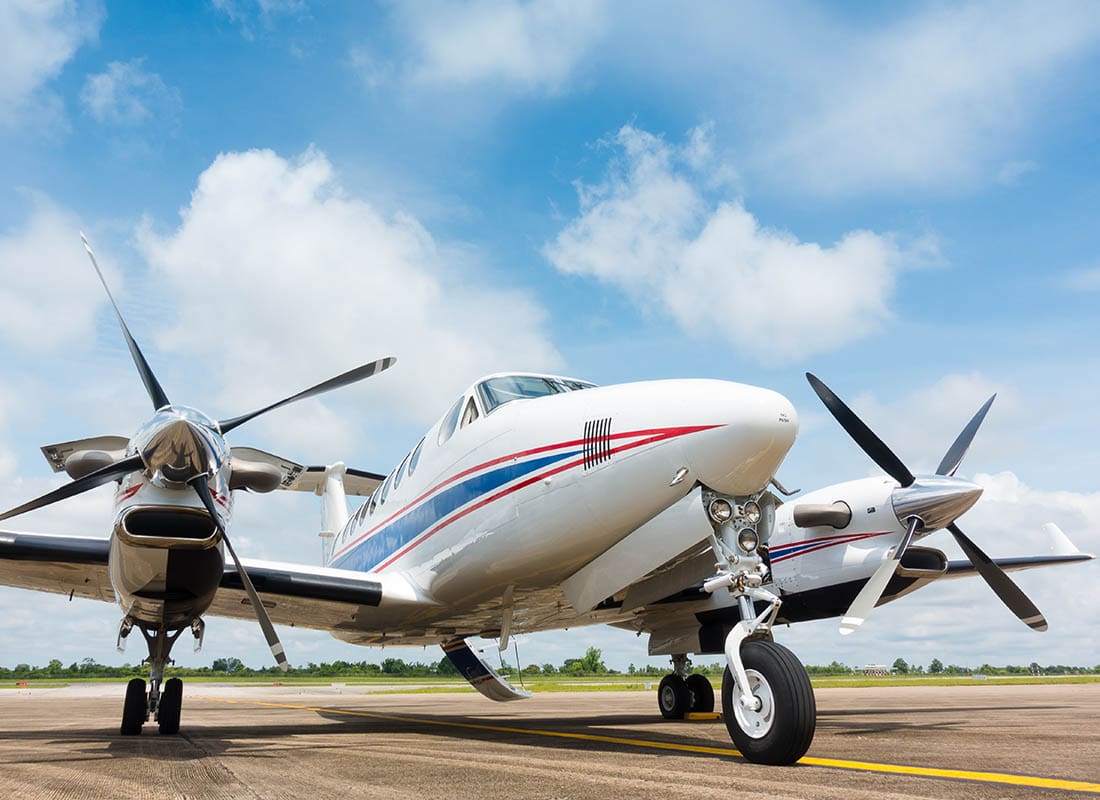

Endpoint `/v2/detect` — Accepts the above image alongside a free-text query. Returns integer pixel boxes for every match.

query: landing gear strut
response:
[699,488,816,765]
[118,618,188,736]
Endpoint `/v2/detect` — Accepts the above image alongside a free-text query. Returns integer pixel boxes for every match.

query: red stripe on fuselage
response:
[333,424,720,562]
[370,426,715,573]
[770,531,893,564]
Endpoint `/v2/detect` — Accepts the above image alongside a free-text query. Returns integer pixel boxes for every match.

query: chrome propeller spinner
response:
[0,234,397,670]
[806,373,1047,636]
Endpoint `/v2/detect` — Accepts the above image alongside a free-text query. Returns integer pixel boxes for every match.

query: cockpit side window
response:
[437,396,465,446]
[460,397,479,428]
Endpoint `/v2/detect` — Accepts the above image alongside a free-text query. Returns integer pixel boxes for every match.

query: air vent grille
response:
[584,417,612,469]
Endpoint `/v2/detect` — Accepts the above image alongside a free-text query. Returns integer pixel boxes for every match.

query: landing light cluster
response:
[707,498,761,553]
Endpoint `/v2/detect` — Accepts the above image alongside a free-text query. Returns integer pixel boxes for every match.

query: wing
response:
[0,531,113,601]
[0,531,398,632]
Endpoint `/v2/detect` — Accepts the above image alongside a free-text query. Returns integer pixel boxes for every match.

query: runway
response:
[1,682,1098,798]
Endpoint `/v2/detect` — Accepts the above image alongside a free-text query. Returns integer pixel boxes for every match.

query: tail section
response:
[319,463,349,565]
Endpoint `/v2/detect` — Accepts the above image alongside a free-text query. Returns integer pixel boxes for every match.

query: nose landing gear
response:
[698,488,816,765]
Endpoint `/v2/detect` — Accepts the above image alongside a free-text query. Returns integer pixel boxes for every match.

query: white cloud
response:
[80,59,181,126]
[996,160,1038,186]
[0,0,100,127]
[0,199,108,353]
[1063,266,1100,292]
[756,2,1100,194]
[211,0,307,39]
[383,0,607,93]
[544,124,915,361]
[136,146,560,451]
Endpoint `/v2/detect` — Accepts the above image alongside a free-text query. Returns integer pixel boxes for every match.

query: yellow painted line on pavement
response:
[197,696,1100,795]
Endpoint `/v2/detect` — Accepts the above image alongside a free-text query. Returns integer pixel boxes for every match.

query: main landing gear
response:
[656,655,714,719]
[118,617,201,735]
[693,488,817,765]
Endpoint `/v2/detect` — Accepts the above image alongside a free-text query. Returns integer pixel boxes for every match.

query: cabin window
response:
[408,437,425,476]
[460,397,479,428]
[393,452,411,490]
[437,396,464,445]
[379,471,394,506]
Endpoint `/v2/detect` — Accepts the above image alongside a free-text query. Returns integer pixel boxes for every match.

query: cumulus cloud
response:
[0,199,108,353]
[370,0,607,94]
[755,2,1100,194]
[545,124,917,361]
[80,59,181,126]
[0,0,100,127]
[136,146,560,450]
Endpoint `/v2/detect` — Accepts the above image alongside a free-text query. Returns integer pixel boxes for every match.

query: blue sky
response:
[1,0,1099,673]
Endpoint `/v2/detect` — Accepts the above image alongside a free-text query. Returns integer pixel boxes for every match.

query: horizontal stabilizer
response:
[442,639,532,702]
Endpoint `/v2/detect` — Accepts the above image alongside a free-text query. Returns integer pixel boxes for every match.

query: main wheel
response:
[721,640,815,765]
[686,673,714,713]
[158,678,183,735]
[657,674,690,719]
[120,678,147,736]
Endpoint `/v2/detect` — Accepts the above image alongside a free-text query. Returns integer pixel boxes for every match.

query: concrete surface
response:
[1,682,1098,799]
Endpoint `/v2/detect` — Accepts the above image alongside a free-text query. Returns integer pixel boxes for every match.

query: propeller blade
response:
[806,373,915,488]
[839,517,921,635]
[218,357,396,435]
[936,394,996,476]
[948,523,1048,631]
[191,474,290,670]
[0,453,144,522]
[80,234,171,411]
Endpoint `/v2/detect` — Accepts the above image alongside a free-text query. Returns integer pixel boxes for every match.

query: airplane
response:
[0,237,1093,765]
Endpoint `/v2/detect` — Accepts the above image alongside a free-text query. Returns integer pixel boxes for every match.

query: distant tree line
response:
[3,651,1098,680]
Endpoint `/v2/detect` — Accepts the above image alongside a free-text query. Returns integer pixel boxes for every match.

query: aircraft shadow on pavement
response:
[1,702,1067,764]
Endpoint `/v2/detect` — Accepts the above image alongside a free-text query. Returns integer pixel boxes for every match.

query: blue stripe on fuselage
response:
[331,449,583,573]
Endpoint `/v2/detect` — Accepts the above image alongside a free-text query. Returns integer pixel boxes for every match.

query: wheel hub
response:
[733,669,774,739]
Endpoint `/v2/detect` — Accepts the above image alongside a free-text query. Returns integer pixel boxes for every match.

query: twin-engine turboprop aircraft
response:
[0,239,1092,764]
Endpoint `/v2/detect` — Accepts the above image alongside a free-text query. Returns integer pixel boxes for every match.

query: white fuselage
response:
[327,377,798,619]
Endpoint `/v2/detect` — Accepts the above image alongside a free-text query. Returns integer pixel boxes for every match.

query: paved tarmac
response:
[1,682,1098,799]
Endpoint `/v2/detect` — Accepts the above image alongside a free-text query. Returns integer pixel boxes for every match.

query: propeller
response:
[0,234,397,669]
[191,474,289,670]
[81,234,170,411]
[0,454,143,522]
[218,356,396,434]
[806,373,1047,635]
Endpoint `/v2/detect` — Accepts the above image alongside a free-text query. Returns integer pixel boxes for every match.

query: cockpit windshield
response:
[476,374,596,414]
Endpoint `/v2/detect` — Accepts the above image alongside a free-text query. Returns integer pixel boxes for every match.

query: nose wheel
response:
[721,640,815,765]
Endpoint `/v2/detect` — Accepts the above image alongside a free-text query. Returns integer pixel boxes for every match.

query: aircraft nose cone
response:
[680,381,799,497]
[891,476,983,531]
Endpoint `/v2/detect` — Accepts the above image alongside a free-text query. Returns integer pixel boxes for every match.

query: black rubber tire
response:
[657,674,690,719]
[158,678,183,735]
[686,673,715,713]
[721,640,816,765]
[120,678,146,736]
